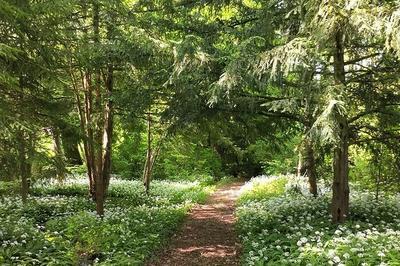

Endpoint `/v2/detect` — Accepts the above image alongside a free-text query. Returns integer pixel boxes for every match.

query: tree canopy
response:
[1,0,400,226]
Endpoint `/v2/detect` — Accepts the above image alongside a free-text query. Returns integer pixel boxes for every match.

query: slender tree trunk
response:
[52,127,66,183]
[298,69,318,196]
[92,3,114,216]
[16,76,30,202]
[150,148,160,175]
[17,132,28,203]
[87,1,102,203]
[142,117,165,194]
[69,2,114,216]
[96,65,114,216]
[375,152,381,201]
[63,139,82,165]
[332,122,349,223]
[297,150,303,177]
[305,141,318,196]
[95,171,105,216]
[396,156,400,193]
[331,29,350,223]
[102,65,114,193]
[143,112,152,194]
[74,77,95,199]
[17,130,32,203]
[142,148,161,194]
[20,159,29,203]
[297,139,318,196]
[82,72,97,200]
[61,128,83,165]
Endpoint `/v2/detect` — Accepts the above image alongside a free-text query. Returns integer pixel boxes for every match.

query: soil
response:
[147,182,244,266]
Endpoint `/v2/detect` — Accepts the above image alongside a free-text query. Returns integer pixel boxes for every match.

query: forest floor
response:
[147,181,244,266]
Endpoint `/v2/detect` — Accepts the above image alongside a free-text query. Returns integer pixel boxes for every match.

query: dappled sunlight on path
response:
[147,182,244,266]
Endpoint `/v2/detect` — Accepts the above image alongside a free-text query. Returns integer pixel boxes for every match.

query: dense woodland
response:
[1,0,400,265]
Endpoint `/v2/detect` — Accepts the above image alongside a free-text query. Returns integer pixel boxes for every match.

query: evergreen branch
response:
[349,104,400,124]
[344,53,381,65]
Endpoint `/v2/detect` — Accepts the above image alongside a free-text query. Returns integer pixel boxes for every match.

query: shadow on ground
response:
[147,182,244,266]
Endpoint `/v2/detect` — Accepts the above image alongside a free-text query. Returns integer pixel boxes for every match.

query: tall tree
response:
[211,0,400,222]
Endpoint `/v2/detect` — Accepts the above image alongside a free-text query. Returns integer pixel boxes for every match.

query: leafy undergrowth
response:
[0,179,214,265]
[236,175,400,266]
[0,181,20,196]
[237,175,287,204]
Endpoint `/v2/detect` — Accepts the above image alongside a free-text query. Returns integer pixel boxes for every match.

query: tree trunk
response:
[375,150,381,201]
[305,141,318,197]
[69,2,114,216]
[331,29,350,223]
[396,156,400,193]
[61,128,83,165]
[375,167,380,201]
[95,170,105,216]
[96,64,114,216]
[143,112,152,194]
[83,72,97,200]
[20,161,29,203]
[297,149,303,177]
[92,2,116,216]
[298,69,318,196]
[331,122,349,223]
[17,130,31,203]
[297,139,318,196]
[307,146,318,197]
[52,127,66,183]
[18,134,28,203]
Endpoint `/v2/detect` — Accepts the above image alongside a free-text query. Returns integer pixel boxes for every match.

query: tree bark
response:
[17,130,31,203]
[52,127,66,183]
[70,2,114,215]
[61,127,82,165]
[332,121,350,223]
[76,79,95,198]
[306,144,318,197]
[297,139,318,196]
[302,141,318,195]
[297,149,303,177]
[331,28,350,223]
[82,71,97,200]
[374,148,382,201]
[143,112,152,194]
[18,134,28,203]
[96,64,114,216]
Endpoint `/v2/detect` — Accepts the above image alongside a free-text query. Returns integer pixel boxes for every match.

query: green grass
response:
[237,176,287,204]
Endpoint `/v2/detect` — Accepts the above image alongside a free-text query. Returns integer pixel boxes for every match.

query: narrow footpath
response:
[148,182,244,266]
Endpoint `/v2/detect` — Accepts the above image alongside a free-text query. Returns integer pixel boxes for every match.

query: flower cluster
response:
[236,176,400,265]
[0,179,213,265]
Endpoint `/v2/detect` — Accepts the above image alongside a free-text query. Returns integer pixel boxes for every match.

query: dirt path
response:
[147,182,244,266]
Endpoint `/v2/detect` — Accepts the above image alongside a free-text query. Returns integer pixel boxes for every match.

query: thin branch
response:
[349,104,400,124]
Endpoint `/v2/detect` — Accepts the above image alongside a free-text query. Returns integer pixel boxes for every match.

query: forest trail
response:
[147,181,244,266]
